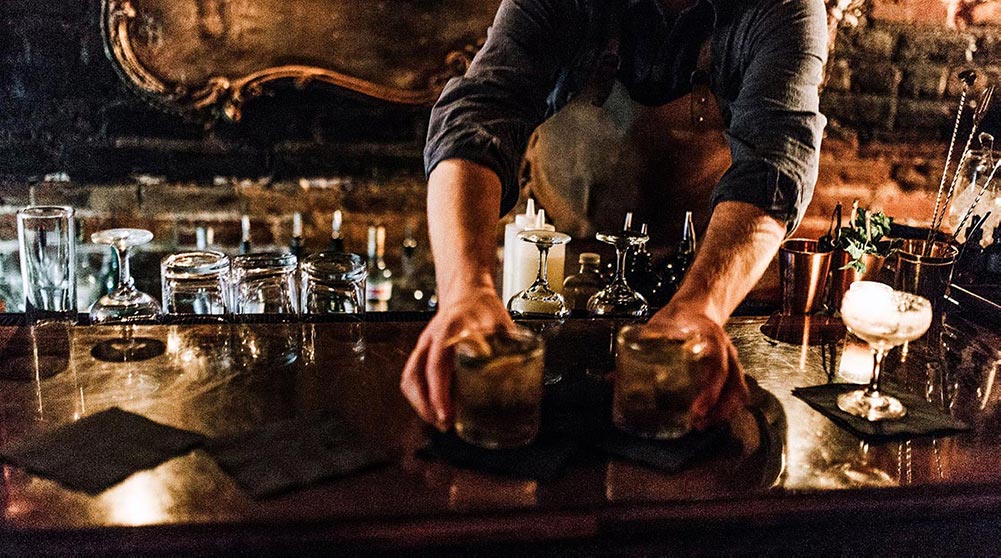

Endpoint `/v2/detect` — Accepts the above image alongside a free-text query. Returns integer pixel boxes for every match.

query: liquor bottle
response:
[653,211,697,306]
[330,210,345,253]
[239,215,252,255]
[625,223,662,305]
[562,253,605,311]
[391,225,429,311]
[366,225,393,311]
[290,212,304,260]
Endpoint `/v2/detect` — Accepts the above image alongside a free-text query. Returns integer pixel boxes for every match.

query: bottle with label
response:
[652,211,697,306]
[366,225,393,311]
[562,253,605,311]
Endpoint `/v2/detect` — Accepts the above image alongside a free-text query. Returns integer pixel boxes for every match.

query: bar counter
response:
[2,311,1001,554]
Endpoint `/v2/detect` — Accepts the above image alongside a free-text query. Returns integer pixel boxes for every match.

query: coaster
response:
[204,415,391,499]
[0,407,204,494]
[418,430,577,481]
[592,425,728,473]
[793,384,971,440]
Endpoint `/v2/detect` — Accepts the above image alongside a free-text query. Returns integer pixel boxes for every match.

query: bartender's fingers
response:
[425,335,453,431]
[401,332,435,425]
[694,343,750,430]
[689,336,730,426]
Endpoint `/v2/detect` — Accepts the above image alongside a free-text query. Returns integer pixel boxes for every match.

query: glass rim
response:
[17,205,74,219]
[162,250,230,277]
[894,239,959,263]
[232,251,297,273]
[450,324,544,362]
[780,238,830,255]
[617,324,705,354]
[302,251,366,280]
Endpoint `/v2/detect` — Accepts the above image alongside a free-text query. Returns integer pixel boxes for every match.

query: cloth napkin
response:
[793,384,971,440]
[418,430,578,481]
[204,415,391,499]
[0,407,204,494]
[591,425,729,473]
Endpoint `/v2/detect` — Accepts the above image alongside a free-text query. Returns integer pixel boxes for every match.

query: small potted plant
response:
[826,202,901,306]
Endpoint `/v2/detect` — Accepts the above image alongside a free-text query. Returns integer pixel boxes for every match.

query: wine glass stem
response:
[114,244,134,290]
[613,247,628,285]
[536,245,551,288]
[865,348,887,395]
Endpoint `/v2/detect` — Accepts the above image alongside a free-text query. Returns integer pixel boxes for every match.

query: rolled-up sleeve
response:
[712,0,828,233]
[424,0,581,216]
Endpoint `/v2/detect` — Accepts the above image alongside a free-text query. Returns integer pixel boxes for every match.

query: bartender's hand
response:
[646,306,750,430]
[402,286,513,431]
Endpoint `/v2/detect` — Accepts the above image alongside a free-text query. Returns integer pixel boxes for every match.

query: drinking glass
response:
[231,252,299,315]
[612,324,707,439]
[161,251,230,316]
[507,230,571,318]
[837,281,933,421]
[452,326,545,449]
[17,206,76,324]
[892,239,958,312]
[587,229,649,317]
[88,228,161,324]
[301,252,367,314]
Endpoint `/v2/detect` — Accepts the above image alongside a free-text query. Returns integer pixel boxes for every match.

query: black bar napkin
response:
[793,384,971,440]
[203,416,391,499]
[591,425,729,473]
[0,407,204,494]
[418,430,578,481]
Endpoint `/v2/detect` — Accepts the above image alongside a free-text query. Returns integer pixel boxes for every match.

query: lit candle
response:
[292,212,303,238]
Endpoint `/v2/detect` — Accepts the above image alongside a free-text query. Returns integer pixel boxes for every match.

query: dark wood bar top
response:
[2,313,1001,554]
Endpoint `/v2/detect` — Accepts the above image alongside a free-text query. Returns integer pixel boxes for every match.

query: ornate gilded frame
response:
[101,0,498,121]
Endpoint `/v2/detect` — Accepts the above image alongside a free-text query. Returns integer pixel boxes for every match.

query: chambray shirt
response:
[424,0,829,230]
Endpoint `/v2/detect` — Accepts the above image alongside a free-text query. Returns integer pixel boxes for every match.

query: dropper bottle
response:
[502,199,537,303]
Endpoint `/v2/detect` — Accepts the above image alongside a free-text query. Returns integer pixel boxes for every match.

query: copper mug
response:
[779,239,833,315]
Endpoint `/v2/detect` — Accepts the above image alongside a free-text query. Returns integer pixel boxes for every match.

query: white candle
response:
[292,212,303,237]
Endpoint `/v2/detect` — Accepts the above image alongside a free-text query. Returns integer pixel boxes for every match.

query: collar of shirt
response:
[617,0,721,106]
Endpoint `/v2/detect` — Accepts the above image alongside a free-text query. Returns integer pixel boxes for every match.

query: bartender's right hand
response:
[401,285,514,431]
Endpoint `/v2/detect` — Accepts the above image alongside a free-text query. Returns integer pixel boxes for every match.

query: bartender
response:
[401,0,828,431]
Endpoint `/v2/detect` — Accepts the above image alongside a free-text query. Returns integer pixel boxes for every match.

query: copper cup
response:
[779,239,833,315]
[891,239,958,311]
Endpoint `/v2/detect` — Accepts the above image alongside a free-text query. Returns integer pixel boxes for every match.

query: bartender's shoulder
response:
[731,0,827,43]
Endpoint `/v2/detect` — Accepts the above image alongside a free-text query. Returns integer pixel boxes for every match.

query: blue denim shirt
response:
[424,0,829,230]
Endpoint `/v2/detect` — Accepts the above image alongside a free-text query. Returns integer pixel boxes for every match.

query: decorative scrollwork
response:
[101,0,493,122]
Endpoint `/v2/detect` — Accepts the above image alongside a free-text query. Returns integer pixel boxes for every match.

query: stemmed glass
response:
[507,230,571,319]
[587,229,649,317]
[837,281,933,421]
[88,228,164,365]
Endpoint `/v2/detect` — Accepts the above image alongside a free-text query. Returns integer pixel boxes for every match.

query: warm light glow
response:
[839,338,873,384]
[99,470,173,526]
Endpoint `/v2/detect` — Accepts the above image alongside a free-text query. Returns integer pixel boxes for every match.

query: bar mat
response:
[793,384,971,440]
[0,407,204,494]
[204,416,391,499]
[591,425,728,473]
[418,430,577,481]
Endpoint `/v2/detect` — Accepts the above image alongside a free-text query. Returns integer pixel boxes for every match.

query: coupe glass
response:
[837,281,933,421]
[587,229,649,317]
[88,228,161,324]
[507,230,571,319]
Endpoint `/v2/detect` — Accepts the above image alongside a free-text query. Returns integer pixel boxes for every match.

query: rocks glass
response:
[301,252,367,314]
[17,206,76,324]
[612,324,707,440]
[161,251,230,316]
[452,326,545,449]
[231,252,299,315]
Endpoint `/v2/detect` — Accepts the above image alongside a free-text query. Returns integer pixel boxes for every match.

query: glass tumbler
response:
[231,252,299,315]
[612,325,707,440]
[161,251,230,316]
[301,252,367,314]
[452,326,545,449]
[17,206,76,324]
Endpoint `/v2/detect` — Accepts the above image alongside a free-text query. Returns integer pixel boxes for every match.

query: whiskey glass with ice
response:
[452,326,545,449]
[837,281,933,421]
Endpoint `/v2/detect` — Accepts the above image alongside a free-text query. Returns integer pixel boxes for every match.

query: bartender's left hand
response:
[646,305,750,431]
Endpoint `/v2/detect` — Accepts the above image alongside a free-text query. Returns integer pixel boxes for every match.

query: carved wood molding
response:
[101,0,496,121]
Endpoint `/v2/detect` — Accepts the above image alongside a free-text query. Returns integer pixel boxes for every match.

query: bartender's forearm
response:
[427,159,503,307]
[665,201,786,324]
